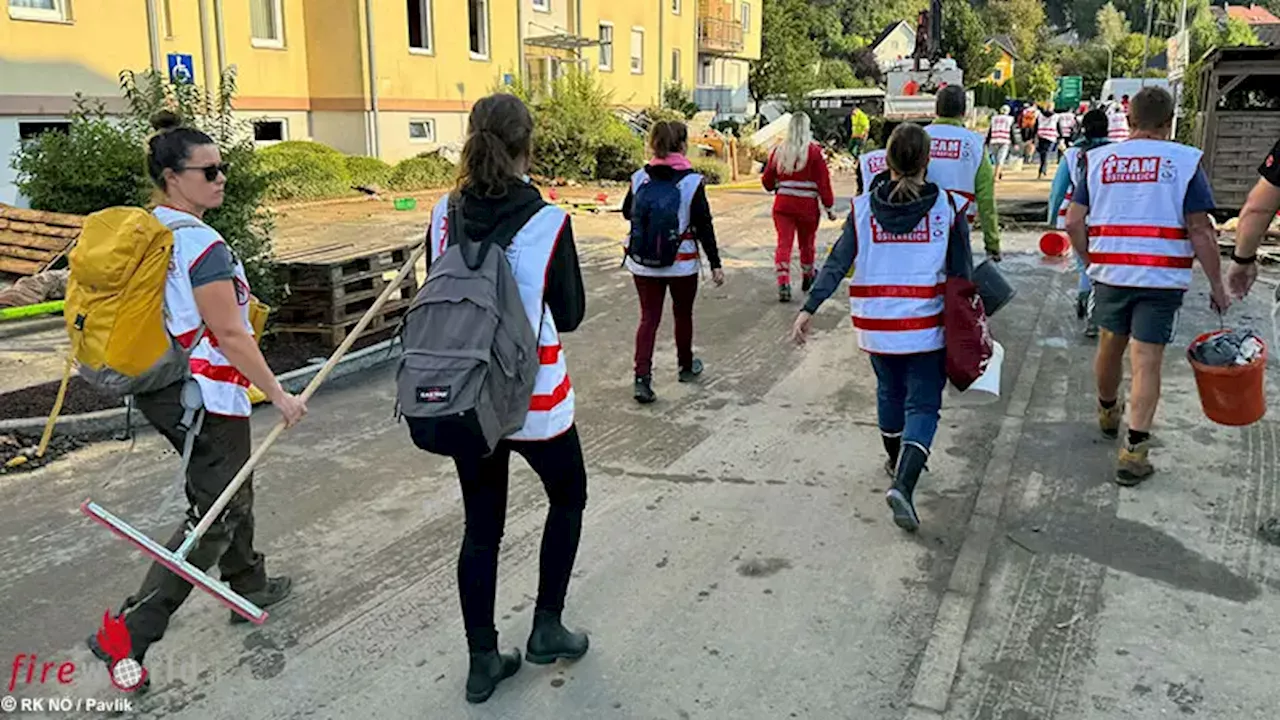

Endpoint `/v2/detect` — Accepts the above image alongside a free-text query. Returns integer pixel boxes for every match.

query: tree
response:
[1023,62,1058,103]
[751,0,821,104]
[1096,2,1131,48]
[983,0,1047,60]
[940,0,1001,79]
[817,59,859,88]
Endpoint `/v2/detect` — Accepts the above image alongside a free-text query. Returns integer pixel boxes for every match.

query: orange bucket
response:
[1187,330,1268,426]
[1039,231,1070,257]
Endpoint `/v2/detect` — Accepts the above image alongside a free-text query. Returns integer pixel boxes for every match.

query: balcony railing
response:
[698,17,744,55]
[694,85,749,115]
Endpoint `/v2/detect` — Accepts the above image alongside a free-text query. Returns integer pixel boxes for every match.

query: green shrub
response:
[692,158,730,186]
[387,152,455,192]
[258,141,352,201]
[594,119,644,181]
[662,84,700,119]
[344,155,393,188]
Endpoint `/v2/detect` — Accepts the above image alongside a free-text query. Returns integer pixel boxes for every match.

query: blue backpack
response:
[627,174,684,268]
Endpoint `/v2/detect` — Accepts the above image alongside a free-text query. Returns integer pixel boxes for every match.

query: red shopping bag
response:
[944,276,994,391]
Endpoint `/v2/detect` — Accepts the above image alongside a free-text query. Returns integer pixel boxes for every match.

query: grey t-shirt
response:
[189,242,235,288]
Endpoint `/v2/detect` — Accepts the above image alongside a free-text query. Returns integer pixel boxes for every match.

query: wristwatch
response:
[1231,251,1257,265]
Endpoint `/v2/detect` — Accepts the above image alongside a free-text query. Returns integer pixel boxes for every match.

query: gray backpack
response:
[396,197,541,457]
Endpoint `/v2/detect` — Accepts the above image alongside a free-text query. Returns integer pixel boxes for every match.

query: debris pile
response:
[1188,329,1265,367]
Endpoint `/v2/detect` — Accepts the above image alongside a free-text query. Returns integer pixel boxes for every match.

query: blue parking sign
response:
[168,53,194,85]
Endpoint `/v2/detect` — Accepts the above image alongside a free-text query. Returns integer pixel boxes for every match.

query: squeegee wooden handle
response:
[181,243,427,549]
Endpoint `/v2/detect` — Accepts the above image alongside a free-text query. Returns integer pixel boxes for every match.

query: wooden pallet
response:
[271,299,413,347]
[0,205,82,276]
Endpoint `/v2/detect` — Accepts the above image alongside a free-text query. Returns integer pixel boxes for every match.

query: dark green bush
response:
[344,155,393,188]
[594,119,644,181]
[258,141,353,201]
[662,84,700,119]
[387,152,455,191]
[691,158,730,185]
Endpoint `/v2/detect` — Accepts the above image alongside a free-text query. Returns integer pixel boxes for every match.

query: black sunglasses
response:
[180,163,230,182]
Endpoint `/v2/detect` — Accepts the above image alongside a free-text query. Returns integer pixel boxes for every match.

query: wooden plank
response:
[0,230,71,252]
[2,220,80,238]
[0,256,42,275]
[0,243,56,262]
[0,206,83,227]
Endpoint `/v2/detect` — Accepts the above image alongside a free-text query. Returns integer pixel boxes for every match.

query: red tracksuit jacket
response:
[762,143,836,219]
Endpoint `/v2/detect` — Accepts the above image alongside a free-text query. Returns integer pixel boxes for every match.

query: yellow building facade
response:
[693,0,760,119]
[1,0,716,204]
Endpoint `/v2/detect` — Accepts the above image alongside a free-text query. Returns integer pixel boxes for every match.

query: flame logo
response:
[96,610,148,692]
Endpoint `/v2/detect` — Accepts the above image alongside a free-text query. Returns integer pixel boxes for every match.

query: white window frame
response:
[409,118,437,144]
[250,0,285,48]
[598,21,613,72]
[630,26,644,75]
[408,0,434,55]
[7,0,70,22]
[532,0,550,12]
[671,48,680,83]
[468,0,490,60]
[671,0,681,14]
[741,2,750,33]
[251,118,289,146]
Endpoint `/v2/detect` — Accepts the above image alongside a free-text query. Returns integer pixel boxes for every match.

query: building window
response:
[8,0,69,22]
[700,58,713,85]
[252,119,287,144]
[671,49,681,82]
[18,121,70,141]
[598,23,613,72]
[409,119,436,143]
[533,0,549,10]
[630,27,644,74]
[992,67,1003,81]
[408,0,433,53]
[671,0,680,13]
[250,0,284,47]
[468,0,489,58]
[741,2,750,33]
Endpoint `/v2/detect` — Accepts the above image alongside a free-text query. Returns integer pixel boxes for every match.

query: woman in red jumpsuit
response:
[762,112,836,302]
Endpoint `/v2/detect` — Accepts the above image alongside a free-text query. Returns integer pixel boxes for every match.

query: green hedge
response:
[387,152,455,192]
[344,155,393,189]
[258,141,353,201]
[692,158,730,186]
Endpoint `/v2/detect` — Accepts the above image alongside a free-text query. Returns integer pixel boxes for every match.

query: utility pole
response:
[1171,0,1189,138]
[1139,0,1156,87]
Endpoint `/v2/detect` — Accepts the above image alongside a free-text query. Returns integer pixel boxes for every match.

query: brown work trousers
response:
[118,381,266,659]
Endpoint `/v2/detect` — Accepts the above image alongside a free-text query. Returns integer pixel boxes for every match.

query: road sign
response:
[167,53,194,85]
[1167,31,1189,82]
[1055,76,1083,109]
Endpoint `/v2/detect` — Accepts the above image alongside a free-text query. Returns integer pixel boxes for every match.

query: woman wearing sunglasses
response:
[86,110,306,681]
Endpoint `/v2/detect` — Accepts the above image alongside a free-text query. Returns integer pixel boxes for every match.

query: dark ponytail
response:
[456,94,534,198]
[146,110,215,189]
[885,123,931,203]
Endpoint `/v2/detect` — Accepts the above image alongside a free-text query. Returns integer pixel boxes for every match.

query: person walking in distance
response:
[87,111,305,687]
[624,120,725,404]
[790,123,973,532]
[1049,109,1112,338]
[1035,104,1059,179]
[1225,137,1280,300]
[763,111,837,302]
[849,104,871,157]
[1107,101,1131,142]
[420,94,590,703]
[987,105,1015,181]
[925,86,1002,261]
[1064,87,1230,485]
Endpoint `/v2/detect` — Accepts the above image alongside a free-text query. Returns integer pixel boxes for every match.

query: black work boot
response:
[634,375,656,404]
[466,647,522,704]
[525,609,590,665]
[778,284,792,303]
[1076,290,1089,319]
[678,358,704,383]
[229,576,293,624]
[886,442,928,532]
[881,433,902,479]
[801,274,816,293]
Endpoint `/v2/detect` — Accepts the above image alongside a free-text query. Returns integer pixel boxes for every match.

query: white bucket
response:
[946,341,1004,407]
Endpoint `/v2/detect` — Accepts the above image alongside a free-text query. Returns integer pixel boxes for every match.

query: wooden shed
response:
[0,205,82,276]
[1196,46,1280,215]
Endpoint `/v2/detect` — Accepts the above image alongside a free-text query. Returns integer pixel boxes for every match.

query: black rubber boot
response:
[801,274,815,293]
[886,442,928,532]
[1076,291,1089,319]
[881,433,902,479]
[525,609,589,665]
[779,284,792,303]
[466,648,522,703]
[229,576,294,624]
[678,358,704,383]
[634,375,656,404]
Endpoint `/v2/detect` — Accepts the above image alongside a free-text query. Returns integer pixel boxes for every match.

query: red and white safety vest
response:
[1057,113,1078,138]
[989,115,1013,144]
[860,149,888,185]
[1107,110,1130,142]
[1055,145,1085,230]
[1037,113,1058,142]
[155,206,255,418]
[847,191,957,355]
[429,196,575,441]
[923,123,981,224]
[624,168,704,278]
[1083,139,1202,290]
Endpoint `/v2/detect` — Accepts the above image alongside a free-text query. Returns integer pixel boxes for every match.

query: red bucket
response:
[1039,231,1070,257]
[1187,330,1268,426]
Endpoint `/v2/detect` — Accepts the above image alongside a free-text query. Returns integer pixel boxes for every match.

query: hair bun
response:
[150,110,183,132]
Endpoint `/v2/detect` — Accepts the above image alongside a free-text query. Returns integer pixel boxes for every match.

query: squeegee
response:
[82,243,427,624]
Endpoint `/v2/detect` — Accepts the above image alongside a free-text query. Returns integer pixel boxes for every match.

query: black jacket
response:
[426,179,586,333]
[622,164,722,270]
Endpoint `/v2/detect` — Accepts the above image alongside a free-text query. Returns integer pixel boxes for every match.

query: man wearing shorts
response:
[1065,87,1230,485]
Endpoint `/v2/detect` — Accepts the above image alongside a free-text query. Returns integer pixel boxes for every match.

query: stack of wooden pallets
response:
[0,205,82,276]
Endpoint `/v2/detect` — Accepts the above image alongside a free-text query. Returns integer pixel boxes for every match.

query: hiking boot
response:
[886,442,928,532]
[229,576,293,624]
[1116,439,1155,486]
[1097,401,1123,439]
[779,284,792,303]
[87,633,150,695]
[525,610,590,665]
[634,375,656,404]
[465,648,522,704]
[678,358,704,383]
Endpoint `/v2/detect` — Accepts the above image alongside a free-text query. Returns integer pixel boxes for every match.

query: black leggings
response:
[450,424,588,652]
